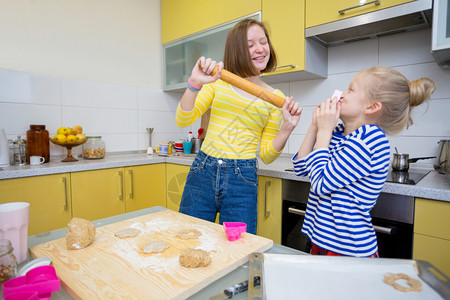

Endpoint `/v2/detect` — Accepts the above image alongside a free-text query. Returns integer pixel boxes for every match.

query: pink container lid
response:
[223,222,247,241]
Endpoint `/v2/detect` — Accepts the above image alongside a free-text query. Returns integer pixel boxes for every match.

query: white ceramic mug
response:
[0,202,30,263]
[30,156,45,165]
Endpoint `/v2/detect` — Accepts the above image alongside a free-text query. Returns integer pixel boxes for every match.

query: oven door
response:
[282,200,311,253]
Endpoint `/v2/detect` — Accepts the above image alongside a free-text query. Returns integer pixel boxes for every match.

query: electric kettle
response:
[434,140,450,177]
[0,128,10,168]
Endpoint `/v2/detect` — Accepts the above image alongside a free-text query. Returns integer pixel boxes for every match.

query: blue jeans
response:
[179,150,258,234]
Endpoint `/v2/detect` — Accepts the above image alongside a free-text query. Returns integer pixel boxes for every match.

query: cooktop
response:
[386,169,430,185]
[285,168,430,185]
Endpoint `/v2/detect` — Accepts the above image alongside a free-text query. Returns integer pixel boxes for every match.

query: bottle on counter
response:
[82,136,105,159]
[13,136,27,165]
[26,125,49,163]
[0,239,17,284]
[187,131,193,142]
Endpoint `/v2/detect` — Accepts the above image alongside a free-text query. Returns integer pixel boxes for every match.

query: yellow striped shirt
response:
[176,80,284,164]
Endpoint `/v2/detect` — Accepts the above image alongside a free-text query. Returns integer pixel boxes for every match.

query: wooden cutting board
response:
[29,210,273,300]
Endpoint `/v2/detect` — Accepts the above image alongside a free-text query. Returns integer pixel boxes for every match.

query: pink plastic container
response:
[223,222,247,241]
[2,265,60,300]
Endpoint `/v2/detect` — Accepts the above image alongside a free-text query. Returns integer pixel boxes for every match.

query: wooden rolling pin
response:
[199,64,285,108]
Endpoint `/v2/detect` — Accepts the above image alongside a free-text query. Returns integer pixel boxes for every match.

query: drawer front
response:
[413,233,450,277]
[414,198,450,240]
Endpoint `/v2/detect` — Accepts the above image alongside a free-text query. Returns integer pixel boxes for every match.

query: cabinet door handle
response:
[118,171,124,200]
[276,64,297,69]
[373,225,395,235]
[264,181,271,217]
[128,170,134,199]
[338,0,380,15]
[62,177,68,211]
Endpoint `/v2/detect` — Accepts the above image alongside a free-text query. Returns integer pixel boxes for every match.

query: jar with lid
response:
[82,136,105,159]
[0,239,17,284]
[26,125,49,163]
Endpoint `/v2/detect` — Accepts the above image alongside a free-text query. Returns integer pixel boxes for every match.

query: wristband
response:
[187,78,202,92]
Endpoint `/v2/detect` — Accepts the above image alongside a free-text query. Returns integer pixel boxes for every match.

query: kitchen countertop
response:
[10,206,304,300]
[1,152,449,202]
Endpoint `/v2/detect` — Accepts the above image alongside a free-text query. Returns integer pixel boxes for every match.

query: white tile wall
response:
[0,28,449,168]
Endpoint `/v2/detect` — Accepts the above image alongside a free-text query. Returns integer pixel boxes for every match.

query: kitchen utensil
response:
[392,153,435,172]
[208,277,260,300]
[29,210,272,300]
[200,64,285,108]
[51,139,86,162]
[12,136,27,166]
[146,128,154,155]
[197,128,203,139]
[2,265,60,300]
[434,139,449,175]
[223,222,247,241]
[0,202,30,263]
[0,128,9,168]
[17,257,52,277]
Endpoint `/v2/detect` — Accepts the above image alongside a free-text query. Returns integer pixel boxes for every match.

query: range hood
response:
[305,0,433,46]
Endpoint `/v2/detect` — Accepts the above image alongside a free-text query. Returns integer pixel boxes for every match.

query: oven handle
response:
[288,207,397,236]
[288,207,306,216]
[373,225,397,235]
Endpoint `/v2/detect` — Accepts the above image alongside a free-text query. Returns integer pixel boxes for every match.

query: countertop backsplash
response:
[0,28,449,169]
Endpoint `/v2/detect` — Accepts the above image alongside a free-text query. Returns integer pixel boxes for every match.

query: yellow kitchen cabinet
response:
[0,174,72,235]
[257,176,282,244]
[161,0,261,44]
[413,198,450,276]
[262,0,327,81]
[306,0,415,28]
[71,164,166,221]
[166,163,190,211]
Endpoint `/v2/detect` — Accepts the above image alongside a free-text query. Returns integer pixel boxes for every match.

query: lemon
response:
[75,133,86,143]
[66,135,77,143]
[54,134,67,144]
[57,127,71,136]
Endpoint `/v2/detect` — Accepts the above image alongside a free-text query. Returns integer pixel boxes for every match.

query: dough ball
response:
[176,229,202,239]
[179,248,211,268]
[66,218,96,250]
[114,228,141,238]
[142,241,169,254]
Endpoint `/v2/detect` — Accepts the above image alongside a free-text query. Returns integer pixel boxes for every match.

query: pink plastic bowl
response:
[2,265,60,300]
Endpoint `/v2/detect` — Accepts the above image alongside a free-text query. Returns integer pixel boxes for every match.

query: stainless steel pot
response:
[434,140,449,175]
[392,153,435,172]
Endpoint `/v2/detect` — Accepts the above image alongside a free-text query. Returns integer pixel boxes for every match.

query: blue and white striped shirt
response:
[292,124,390,257]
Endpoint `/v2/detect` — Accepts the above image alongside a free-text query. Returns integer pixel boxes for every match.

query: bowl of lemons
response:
[51,126,86,162]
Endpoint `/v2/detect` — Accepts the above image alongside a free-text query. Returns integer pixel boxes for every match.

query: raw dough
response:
[176,229,202,239]
[66,218,96,250]
[142,241,169,254]
[179,248,211,268]
[114,228,141,238]
[383,273,422,292]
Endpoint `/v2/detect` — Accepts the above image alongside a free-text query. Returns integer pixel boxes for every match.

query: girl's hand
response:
[314,97,341,133]
[189,57,223,88]
[281,96,302,131]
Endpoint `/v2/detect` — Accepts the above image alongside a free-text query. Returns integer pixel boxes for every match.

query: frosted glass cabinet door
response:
[163,13,260,91]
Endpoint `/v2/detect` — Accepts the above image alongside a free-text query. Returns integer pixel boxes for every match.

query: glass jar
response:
[13,136,27,165]
[0,239,17,284]
[82,136,105,159]
[26,125,50,163]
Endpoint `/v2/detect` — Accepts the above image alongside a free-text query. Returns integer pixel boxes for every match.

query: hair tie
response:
[187,78,202,92]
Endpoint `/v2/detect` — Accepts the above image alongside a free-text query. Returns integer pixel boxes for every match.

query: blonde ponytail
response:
[363,67,435,135]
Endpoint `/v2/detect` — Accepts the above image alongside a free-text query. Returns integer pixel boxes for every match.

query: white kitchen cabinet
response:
[163,13,260,91]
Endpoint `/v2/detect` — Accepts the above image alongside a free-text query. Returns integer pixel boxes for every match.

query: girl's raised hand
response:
[189,57,223,88]
[281,96,302,130]
[315,97,341,132]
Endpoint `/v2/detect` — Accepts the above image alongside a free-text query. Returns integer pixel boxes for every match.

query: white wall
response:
[0,0,448,168]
